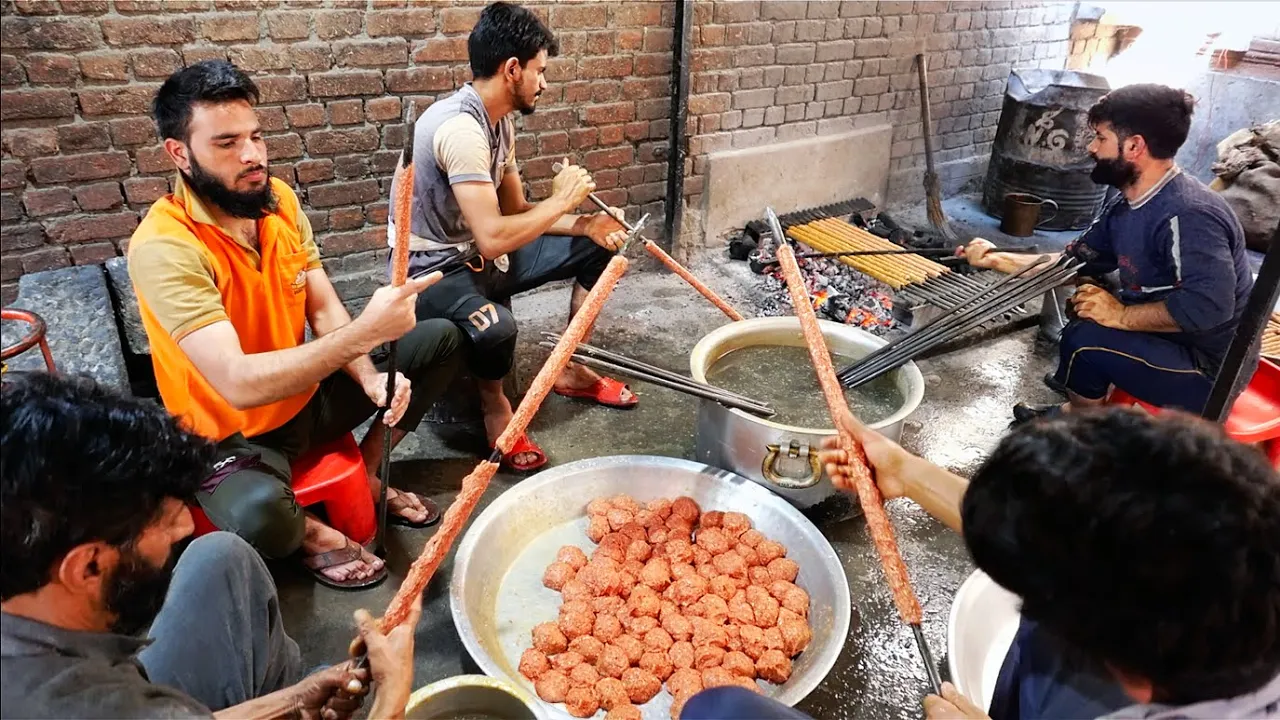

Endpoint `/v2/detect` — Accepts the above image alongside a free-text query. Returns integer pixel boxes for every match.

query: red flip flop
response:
[501,433,548,472]
[553,376,639,409]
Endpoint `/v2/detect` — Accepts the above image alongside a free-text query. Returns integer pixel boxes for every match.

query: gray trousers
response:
[139,532,304,711]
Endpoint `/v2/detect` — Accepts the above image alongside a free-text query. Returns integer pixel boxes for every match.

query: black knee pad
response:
[452,296,518,380]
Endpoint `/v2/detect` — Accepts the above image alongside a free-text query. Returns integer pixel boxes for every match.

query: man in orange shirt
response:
[129,61,463,589]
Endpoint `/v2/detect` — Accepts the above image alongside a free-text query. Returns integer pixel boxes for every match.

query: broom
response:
[917,52,959,243]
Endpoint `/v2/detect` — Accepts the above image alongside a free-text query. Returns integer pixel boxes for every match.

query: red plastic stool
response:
[190,433,376,544]
[1107,358,1280,468]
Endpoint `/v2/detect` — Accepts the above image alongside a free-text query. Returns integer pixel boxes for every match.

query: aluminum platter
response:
[449,455,852,720]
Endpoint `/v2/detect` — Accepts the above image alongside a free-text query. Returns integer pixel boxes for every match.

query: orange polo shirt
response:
[128,175,322,441]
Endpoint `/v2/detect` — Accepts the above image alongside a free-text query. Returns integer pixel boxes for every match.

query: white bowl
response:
[947,569,1022,711]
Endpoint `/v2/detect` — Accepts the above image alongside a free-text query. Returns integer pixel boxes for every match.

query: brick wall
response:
[0,0,673,304]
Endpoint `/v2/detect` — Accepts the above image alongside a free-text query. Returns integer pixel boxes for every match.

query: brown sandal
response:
[386,489,440,528]
[302,539,388,590]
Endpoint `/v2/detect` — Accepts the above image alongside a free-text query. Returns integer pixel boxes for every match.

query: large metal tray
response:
[449,455,852,719]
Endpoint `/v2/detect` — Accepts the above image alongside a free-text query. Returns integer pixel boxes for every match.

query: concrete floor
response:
[274,197,1068,719]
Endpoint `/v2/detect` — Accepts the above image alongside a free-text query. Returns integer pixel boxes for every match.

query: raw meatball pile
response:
[519,495,813,719]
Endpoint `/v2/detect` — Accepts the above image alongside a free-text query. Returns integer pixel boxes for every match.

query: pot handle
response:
[762,441,823,489]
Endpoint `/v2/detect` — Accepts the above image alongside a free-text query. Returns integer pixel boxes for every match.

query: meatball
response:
[624,539,651,564]
[596,677,630,711]
[605,704,642,720]
[696,562,719,581]
[665,516,694,540]
[611,495,641,514]
[561,599,592,618]
[667,668,703,698]
[552,651,585,672]
[780,585,810,617]
[669,696,688,720]
[712,551,748,579]
[670,574,709,606]
[721,512,751,537]
[593,595,625,615]
[564,686,600,718]
[659,599,680,621]
[646,497,673,519]
[692,546,714,568]
[728,590,755,626]
[643,627,674,652]
[701,667,736,689]
[557,545,590,571]
[613,634,645,665]
[763,627,784,651]
[647,526,670,545]
[671,496,700,522]
[710,574,737,601]
[701,510,724,528]
[690,617,729,648]
[561,579,592,603]
[595,534,629,564]
[596,643,630,679]
[777,607,803,626]
[606,509,635,532]
[756,649,793,684]
[542,561,576,591]
[739,624,767,660]
[664,538,695,565]
[532,622,568,655]
[738,529,764,548]
[700,594,730,625]
[694,527,732,555]
[587,514,610,543]
[722,650,757,679]
[621,667,661,704]
[621,560,645,582]
[669,561,697,580]
[617,571,636,598]
[734,543,761,567]
[661,611,693,641]
[734,676,763,694]
[668,640,695,669]
[755,539,786,565]
[570,659,601,687]
[579,564,625,597]
[519,648,550,680]
[535,669,571,703]
[628,584,662,618]
[639,650,674,681]
[724,623,742,652]
[587,498,614,517]
[639,557,672,591]
[767,557,800,583]
[561,608,596,640]
[694,643,726,669]
[620,522,648,544]
[634,509,658,529]
[628,615,660,637]
[779,616,813,657]
[593,613,624,643]
[569,635,605,664]
[746,588,780,628]
[749,567,773,586]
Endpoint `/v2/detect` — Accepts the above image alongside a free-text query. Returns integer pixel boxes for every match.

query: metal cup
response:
[1000,193,1059,237]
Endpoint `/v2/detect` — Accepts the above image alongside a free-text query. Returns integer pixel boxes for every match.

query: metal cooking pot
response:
[689,317,924,510]
[405,675,544,720]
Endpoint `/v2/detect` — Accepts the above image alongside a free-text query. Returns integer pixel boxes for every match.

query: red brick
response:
[123,176,171,205]
[0,161,27,190]
[131,48,183,78]
[2,256,23,283]
[334,39,407,67]
[74,182,123,211]
[332,154,368,179]
[255,75,308,103]
[319,228,383,255]
[266,133,303,160]
[266,11,310,40]
[3,128,58,159]
[1,89,75,120]
[286,103,326,128]
[689,93,731,115]
[214,0,277,8]
[600,124,628,146]
[624,121,650,142]
[364,96,402,123]
[325,100,362,125]
[581,56,632,79]
[134,145,173,174]
[584,146,634,171]
[25,53,78,83]
[309,70,383,97]
[0,17,101,50]
[365,201,388,225]
[315,11,363,40]
[643,27,672,52]
[20,246,70,273]
[1,192,25,221]
[46,211,137,244]
[1,55,26,85]
[199,14,259,42]
[78,84,158,116]
[109,117,157,147]
[439,7,481,34]
[582,102,636,126]
[14,0,60,15]
[367,8,435,37]
[115,0,209,10]
[520,108,576,133]
[304,127,380,156]
[101,17,195,46]
[635,53,672,76]
[551,3,606,28]
[30,151,130,184]
[618,29,644,51]
[370,150,401,174]
[636,98,668,120]
[295,159,334,184]
[305,209,328,232]
[182,46,227,65]
[385,67,452,92]
[290,43,331,71]
[21,188,73,218]
[328,206,365,230]
[612,2,662,26]
[380,124,406,149]
[257,106,288,132]
[69,242,119,266]
[538,131,569,156]
[269,164,295,186]
[228,45,291,73]
[411,36,468,63]
[714,1,760,23]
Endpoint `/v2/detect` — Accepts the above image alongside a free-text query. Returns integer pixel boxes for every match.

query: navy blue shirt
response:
[1064,168,1253,372]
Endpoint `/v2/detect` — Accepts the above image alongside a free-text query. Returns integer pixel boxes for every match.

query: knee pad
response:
[453,296,518,380]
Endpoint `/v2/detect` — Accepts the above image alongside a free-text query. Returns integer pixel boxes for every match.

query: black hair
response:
[962,409,1280,703]
[0,373,214,601]
[468,2,559,79]
[1087,83,1195,159]
[152,60,259,143]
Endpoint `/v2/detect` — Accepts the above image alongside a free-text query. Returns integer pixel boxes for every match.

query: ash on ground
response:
[749,241,901,335]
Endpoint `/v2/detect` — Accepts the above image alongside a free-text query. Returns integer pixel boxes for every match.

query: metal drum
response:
[982,69,1111,230]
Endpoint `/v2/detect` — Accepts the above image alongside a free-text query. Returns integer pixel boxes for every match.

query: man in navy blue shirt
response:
[964,84,1255,422]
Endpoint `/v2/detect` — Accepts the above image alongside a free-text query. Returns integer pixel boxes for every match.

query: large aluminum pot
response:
[690,317,924,510]
[405,675,544,720]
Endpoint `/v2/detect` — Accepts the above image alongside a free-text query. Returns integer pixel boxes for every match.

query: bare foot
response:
[553,363,635,404]
[301,516,383,583]
[385,486,429,524]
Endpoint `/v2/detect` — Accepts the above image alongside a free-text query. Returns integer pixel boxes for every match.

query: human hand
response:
[585,209,628,252]
[1070,283,1126,329]
[960,238,998,269]
[354,272,440,349]
[551,158,595,210]
[362,371,411,426]
[924,682,991,719]
[290,662,368,720]
[349,593,420,719]
[817,407,913,500]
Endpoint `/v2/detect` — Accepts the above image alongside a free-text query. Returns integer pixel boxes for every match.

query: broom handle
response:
[917,53,939,177]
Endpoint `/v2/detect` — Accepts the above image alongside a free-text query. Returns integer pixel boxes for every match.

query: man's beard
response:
[517,91,541,116]
[1090,155,1139,189]
[183,155,277,219]
[105,540,186,636]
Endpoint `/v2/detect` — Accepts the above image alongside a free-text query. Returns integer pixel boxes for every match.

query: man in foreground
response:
[0,372,418,719]
[963,84,1255,422]
[392,1,633,471]
[819,409,1280,719]
[129,61,464,587]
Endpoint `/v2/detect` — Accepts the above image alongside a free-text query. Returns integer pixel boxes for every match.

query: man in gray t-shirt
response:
[392,2,634,471]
